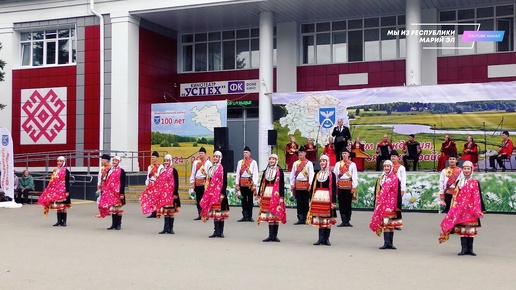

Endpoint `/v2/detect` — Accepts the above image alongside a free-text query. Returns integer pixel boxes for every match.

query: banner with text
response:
[0,127,15,200]
[180,80,259,97]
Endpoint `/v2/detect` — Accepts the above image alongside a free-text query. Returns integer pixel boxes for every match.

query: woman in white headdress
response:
[439,161,485,256]
[38,156,71,226]
[369,160,402,250]
[96,156,126,230]
[200,151,228,238]
[307,154,337,246]
[257,154,286,242]
[140,154,180,234]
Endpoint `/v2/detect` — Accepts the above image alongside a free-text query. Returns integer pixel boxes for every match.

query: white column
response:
[0,25,15,132]
[276,21,298,93]
[258,11,274,170]
[421,8,438,85]
[110,13,140,158]
[406,0,422,85]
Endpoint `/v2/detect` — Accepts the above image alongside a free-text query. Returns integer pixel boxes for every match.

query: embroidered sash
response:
[294,160,308,178]
[445,166,462,190]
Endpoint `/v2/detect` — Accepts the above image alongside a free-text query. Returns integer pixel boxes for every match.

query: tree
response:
[0,42,6,110]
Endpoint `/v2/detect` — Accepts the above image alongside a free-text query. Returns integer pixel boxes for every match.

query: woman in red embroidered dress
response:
[437,135,458,171]
[96,156,126,230]
[439,161,485,256]
[200,151,228,238]
[140,154,180,234]
[460,135,479,170]
[38,156,70,226]
[323,136,337,169]
[307,154,337,246]
[350,136,370,171]
[285,136,299,172]
[257,154,286,242]
[370,160,402,250]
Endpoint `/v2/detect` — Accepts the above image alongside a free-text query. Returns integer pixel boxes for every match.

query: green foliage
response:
[192,143,198,147]
[160,139,170,147]
[172,142,180,147]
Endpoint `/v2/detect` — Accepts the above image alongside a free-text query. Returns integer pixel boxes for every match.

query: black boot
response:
[468,237,476,256]
[313,228,325,245]
[388,232,396,249]
[379,232,389,249]
[324,228,332,246]
[107,214,116,230]
[219,221,225,238]
[247,210,254,222]
[337,215,347,227]
[115,215,122,230]
[53,212,62,226]
[294,214,303,225]
[147,211,157,218]
[169,218,175,234]
[458,237,468,255]
[209,221,220,238]
[237,211,247,222]
[159,217,170,234]
[61,212,67,227]
[272,225,281,242]
[263,224,273,242]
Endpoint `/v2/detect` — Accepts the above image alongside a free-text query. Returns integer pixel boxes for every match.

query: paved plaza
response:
[1,202,515,289]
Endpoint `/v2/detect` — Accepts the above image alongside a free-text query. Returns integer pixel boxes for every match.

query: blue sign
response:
[2,135,8,146]
[319,108,335,129]
[154,116,161,125]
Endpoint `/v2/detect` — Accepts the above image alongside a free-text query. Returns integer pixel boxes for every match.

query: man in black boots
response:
[290,146,314,225]
[235,146,259,222]
[189,147,212,220]
[334,149,358,227]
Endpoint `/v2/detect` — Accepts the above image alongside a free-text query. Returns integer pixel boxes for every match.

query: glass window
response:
[348,19,363,29]
[364,29,380,61]
[208,42,221,71]
[182,34,193,43]
[496,5,514,16]
[348,30,363,62]
[332,21,346,31]
[316,22,330,32]
[251,38,259,68]
[209,32,221,41]
[236,39,250,69]
[222,30,235,40]
[246,107,259,118]
[381,27,397,60]
[223,41,235,69]
[365,17,379,28]
[477,7,494,18]
[398,15,406,25]
[302,35,315,64]
[332,32,347,63]
[441,25,456,56]
[477,19,496,53]
[195,33,207,42]
[194,43,207,71]
[497,18,513,52]
[458,9,475,20]
[182,45,193,71]
[381,16,396,27]
[301,23,315,33]
[236,29,249,39]
[251,28,259,37]
[440,11,456,21]
[19,27,76,67]
[316,33,331,64]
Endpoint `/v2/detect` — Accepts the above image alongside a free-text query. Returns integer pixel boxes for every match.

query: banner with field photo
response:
[151,101,227,167]
[272,81,516,171]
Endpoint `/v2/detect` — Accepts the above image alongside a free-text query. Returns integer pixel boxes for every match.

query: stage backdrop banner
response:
[0,127,15,200]
[272,82,516,171]
[151,101,227,165]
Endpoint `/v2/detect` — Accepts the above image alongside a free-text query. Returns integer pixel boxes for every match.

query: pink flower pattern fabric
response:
[369,172,399,236]
[97,166,122,218]
[140,166,175,215]
[199,164,224,219]
[38,167,67,208]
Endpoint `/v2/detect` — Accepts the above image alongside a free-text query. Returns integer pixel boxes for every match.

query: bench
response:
[28,191,43,204]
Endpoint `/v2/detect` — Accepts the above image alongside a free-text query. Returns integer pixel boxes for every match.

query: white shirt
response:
[333,159,359,189]
[189,159,212,184]
[290,159,315,186]
[438,166,464,194]
[235,158,259,186]
[394,163,407,192]
[146,163,161,186]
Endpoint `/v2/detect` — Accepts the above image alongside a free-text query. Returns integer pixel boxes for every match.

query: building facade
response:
[0,0,515,170]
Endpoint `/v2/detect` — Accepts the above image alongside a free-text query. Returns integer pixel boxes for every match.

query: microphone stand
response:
[484,122,488,172]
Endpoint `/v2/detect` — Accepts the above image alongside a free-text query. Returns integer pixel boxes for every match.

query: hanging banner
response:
[0,127,15,200]
[272,81,516,171]
[151,101,227,165]
[180,80,259,97]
